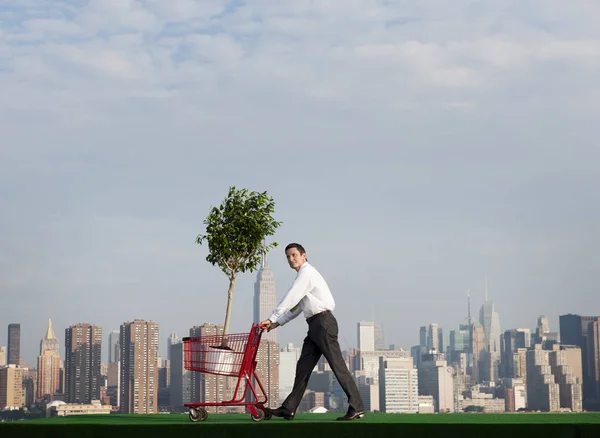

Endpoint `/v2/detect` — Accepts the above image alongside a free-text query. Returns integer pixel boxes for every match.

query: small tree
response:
[196,186,281,347]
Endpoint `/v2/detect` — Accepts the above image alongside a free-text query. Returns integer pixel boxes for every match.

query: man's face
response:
[286,248,306,270]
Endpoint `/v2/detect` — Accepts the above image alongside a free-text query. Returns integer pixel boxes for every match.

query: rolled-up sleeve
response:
[268,268,311,324]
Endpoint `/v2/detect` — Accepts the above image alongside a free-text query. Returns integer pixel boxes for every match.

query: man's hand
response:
[260,320,280,332]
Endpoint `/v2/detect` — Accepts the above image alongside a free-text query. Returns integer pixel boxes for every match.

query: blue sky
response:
[1,0,599,365]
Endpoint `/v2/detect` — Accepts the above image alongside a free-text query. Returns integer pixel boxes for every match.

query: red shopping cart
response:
[182,323,272,422]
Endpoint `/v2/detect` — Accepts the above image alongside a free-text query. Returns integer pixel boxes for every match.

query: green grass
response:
[3,413,600,438]
[19,412,600,424]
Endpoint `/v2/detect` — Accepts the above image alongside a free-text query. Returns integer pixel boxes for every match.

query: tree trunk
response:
[221,275,235,348]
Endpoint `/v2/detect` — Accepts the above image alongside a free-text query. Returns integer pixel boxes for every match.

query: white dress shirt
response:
[268,262,336,326]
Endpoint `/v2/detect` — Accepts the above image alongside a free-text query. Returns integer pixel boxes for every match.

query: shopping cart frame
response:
[182,323,272,422]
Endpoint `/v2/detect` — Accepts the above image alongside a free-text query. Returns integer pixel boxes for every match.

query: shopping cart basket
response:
[182,323,272,422]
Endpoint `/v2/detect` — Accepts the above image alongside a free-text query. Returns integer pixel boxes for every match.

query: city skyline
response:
[1,0,599,373]
[0,292,577,369]
[1,309,596,413]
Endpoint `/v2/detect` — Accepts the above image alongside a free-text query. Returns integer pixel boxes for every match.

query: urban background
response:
[1,257,598,417]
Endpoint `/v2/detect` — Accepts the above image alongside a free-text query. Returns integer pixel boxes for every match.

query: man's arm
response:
[268,268,311,324]
[276,304,303,327]
[261,305,302,332]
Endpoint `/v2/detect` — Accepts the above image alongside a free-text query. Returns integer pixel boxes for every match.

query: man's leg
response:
[315,313,364,414]
[281,335,322,413]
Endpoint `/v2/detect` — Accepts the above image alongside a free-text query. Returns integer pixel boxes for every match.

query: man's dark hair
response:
[285,243,306,255]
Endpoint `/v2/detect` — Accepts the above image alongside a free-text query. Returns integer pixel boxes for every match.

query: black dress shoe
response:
[268,407,295,420]
[336,410,365,421]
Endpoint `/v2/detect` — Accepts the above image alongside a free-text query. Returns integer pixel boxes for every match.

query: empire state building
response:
[252,252,280,407]
[254,253,277,342]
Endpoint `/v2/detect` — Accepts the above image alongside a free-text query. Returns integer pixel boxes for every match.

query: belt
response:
[306,310,331,324]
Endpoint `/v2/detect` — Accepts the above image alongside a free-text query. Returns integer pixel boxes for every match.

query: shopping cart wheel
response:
[256,404,272,420]
[189,407,208,422]
[251,408,265,422]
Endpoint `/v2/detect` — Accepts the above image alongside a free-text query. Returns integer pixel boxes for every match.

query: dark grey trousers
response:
[282,311,364,413]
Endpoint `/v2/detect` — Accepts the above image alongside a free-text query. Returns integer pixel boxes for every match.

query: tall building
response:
[279,343,301,402]
[65,323,102,403]
[479,280,501,382]
[0,365,26,409]
[374,325,385,351]
[418,353,454,413]
[378,356,419,413]
[23,368,36,407]
[37,319,62,400]
[0,346,6,366]
[169,341,192,408]
[253,253,277,343]
[360,350,411,383]
[559,314,600,407]
[427,324,443,352]
[158,360,171,408]
[479,299,501,355]
[167,333,180,360]
[358,322,375,352]
[470,323,486,382]
[588,318,600,404]
[549,345,583,412]
[252,255,280,408]
[449,325,471,365]
[106,361,120,407]
[502,329,530,378]
[255,341,280,408]
[526,344,560,411]
[419,326,427,348]
[7,324,20,365]
[120,320,159,414]
[108,330,120,364]
[534,315,559,348]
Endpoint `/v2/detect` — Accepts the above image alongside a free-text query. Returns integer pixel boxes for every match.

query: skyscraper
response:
[37,319,61,400]
[0,365,26,409]
[479,300,501,354]
[169,341,192,407]
[419,326,427,348]
[427,324,443,352]
[379,356,419,413]
[358,322,375,352]
[0,346,6,367]
[108,330,120,364]
[120,319,159,414]
[253,253,277,342]
[279,343,301,402]
[255,341,280,408]
[418,352,454,413]
[559,313,600,407]
[470,323,486,382]
[252,254,280,408]
[501,328,530,378]
[526,345,560,411]
[449,325,471,365]
[479,277,501,382]
[167,333,180,360]
[7,324,20,365]
[374,325,385,351]
[65,323,102,403]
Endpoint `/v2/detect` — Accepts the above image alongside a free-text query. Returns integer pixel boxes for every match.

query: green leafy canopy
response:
[196,186,282,280]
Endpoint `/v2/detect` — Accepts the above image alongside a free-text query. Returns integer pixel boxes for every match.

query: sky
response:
[1,0,599,366]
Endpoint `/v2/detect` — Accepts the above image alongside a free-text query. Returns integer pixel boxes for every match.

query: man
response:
[260,243,365,421]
